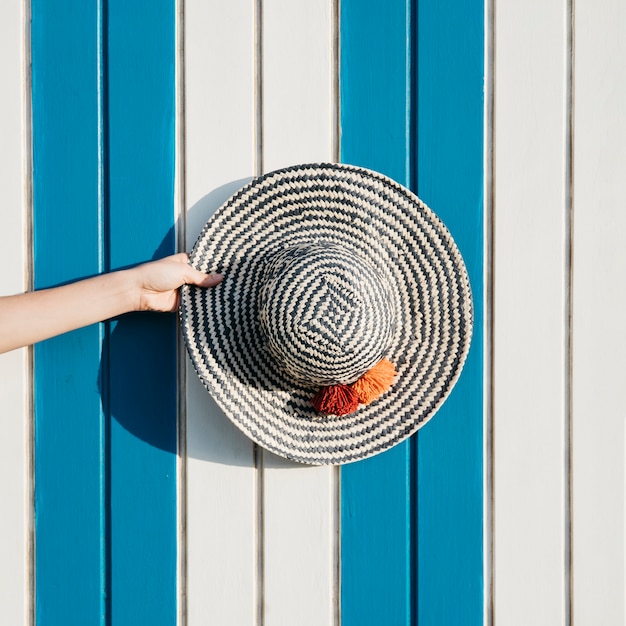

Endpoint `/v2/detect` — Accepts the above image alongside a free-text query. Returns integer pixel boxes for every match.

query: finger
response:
[199,273,224,287]
[185,267,224,288]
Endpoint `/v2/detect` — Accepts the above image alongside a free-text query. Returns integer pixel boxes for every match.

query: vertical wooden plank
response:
[184,0,258,623]
[106,1,178,622]
[415,0,484,623]
[341,0,484,622]
[0,1,29,623]
[339,0,411,185]
[31,1,106,623]
[262,0,334,170]
[261,2,337,625]
[572,0,626,623]
[263,455,338,626]
[492,0,570,623]
[339,1,414,623]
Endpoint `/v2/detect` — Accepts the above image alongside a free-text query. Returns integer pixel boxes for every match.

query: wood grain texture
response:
[0,1,29,623]
[492,0,570,623]
[263,454,338,626]
[262,0,334,171]
[261,1,337,624]
[415,0,484,623]
[339,1,414,623]
[572,0,626,623]
[341,0,484,623]
[32,2,179,623]
[31,2,106,622]
[106,1,178,623]
[184,0,258,623]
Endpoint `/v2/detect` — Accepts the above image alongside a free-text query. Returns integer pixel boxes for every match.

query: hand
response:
[131,253,223,313]
[0,253,223,354]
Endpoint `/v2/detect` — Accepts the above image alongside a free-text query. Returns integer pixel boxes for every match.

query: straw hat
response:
[181,163,472,465]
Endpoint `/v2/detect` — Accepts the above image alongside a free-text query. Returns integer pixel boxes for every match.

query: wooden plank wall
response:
[183,1,257,622]
[339,1,484,625]
[185,0,484,624]
[493,0,626,624]
[492,0,571,622]
[339,4,416,622]
[570,0,625,623]
[184,1,337,623]
[30,1,178,623]
[0,2,30,624]
[1,0,625,624]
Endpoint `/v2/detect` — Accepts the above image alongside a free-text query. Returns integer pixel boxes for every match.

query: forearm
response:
[0,269,139,354]
[0,253,221,354]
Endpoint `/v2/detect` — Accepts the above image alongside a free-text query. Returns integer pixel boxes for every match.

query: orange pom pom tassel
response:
[311,384,360,416]
[350,358,397,405]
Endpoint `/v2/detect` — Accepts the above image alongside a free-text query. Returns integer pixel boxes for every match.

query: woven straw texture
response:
[181,163,473,465]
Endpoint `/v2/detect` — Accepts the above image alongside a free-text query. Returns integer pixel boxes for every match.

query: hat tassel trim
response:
[311,358,397,416]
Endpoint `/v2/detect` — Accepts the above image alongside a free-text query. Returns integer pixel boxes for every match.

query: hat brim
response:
[181,163,473,465]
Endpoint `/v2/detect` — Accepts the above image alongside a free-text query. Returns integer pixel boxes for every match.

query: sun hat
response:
[181,163,473,465]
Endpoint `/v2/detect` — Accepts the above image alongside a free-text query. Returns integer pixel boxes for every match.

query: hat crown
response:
[258,243,396,386]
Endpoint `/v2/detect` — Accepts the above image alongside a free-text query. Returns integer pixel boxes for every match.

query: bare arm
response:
[0,253,222,354]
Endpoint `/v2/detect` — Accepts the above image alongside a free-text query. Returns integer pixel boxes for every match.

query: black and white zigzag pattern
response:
[181,163,473,465]
[258,242,396,386]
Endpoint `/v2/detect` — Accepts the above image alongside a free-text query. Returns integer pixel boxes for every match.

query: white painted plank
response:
[0,1,30,624]
[572,0,626,623]
[492,1,570,624]
[184,1,258,623]
[262,0,335,172]
[261,1,337,625]
[263,454,338,626]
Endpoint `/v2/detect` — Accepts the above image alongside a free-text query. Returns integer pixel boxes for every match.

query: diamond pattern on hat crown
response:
[258,242,395,386]
[300,276,366,354]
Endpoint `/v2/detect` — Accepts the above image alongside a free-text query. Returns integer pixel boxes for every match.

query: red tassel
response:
[311,384,360,416]
[350,358,397,405]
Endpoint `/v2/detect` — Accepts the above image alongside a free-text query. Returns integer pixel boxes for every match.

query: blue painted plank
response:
[33,1,178,623]
[106,1,178,623]
[339,1,414,624]
[340,0,484,623]
[32,1,106,623]
[339,0,413,186]
[415,1,484,623]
